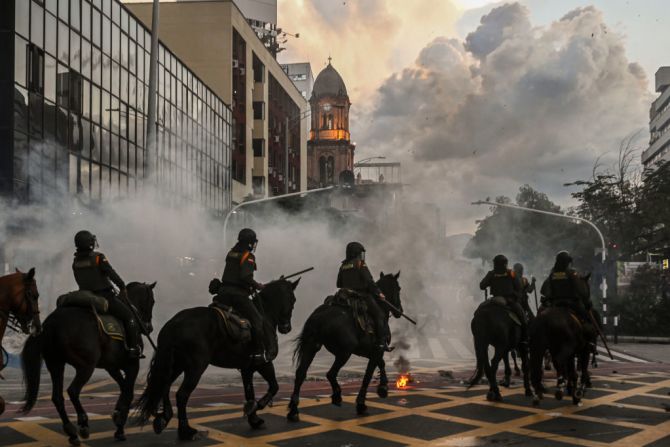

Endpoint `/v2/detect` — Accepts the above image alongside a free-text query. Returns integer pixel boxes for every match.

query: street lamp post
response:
[471,200,608,327]
[223,186,335,248]
[145,0,160,180]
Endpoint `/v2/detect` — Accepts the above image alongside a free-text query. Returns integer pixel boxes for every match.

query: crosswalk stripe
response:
[449,337,475,359]
[597,346,648,363]
[428,337,447,359]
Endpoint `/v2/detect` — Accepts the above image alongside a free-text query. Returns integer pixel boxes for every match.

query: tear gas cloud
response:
[1,180,481,365]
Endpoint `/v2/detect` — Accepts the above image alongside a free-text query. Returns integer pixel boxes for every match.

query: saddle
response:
[56,291,125,341]
[476,296,521,326]
[209,303,252,343]
[324,289,374,334]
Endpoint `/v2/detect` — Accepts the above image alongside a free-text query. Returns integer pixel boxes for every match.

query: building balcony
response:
[309,129,350,141]
[643,126,670,164]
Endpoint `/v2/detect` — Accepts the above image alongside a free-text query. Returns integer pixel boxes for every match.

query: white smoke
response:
[360,3,652,233]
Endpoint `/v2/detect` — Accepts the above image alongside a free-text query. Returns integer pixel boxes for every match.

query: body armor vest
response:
[489,270,516,297]
[338,262,369,292]
[73,252,112,292]
[221,250,255,293]
[549,270,577,300]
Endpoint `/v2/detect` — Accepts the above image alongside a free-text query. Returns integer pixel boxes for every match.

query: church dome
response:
[312,62,348,99]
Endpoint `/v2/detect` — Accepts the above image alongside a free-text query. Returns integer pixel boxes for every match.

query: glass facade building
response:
[0,0,233,212]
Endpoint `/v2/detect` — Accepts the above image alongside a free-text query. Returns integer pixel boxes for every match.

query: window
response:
[253,101,264,120]
[253,138,264,157]
[31,3,44,47]
[15,0,30,38]
[14,37,28,88]
[58,21,69,63]
[44,54,57,102]
[45,12,57,56]
[27,44,45,94]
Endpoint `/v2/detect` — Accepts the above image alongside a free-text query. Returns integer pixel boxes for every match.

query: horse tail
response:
[293,319,319,367]
[135,342,174,425]
[467,330,489,389]
[20,334,42,413]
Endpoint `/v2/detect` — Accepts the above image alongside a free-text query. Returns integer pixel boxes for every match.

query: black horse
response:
[134,278,300,440]
[468,301,532,401]
[21,282,156,446]
[287,272,402,421]
[529,274,594,406]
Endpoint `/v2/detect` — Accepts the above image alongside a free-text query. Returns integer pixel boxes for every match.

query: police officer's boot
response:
[249,334,267,365]
[125,318,141,359]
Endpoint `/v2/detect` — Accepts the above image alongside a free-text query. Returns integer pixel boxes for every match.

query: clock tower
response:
[307,60,355,188]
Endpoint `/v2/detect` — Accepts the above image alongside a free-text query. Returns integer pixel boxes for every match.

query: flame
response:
[396,374,410,389]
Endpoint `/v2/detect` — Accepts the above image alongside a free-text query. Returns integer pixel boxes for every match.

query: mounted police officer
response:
[218,228,266,363]
[337,242,389,352]
[72,230,140,358]
[513,263,536,319]
[540,251,593,322]
[479,255,528,345]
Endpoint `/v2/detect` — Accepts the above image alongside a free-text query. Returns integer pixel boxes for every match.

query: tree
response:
[464,185,598,276]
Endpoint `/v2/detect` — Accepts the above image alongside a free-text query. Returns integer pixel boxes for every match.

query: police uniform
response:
[337,259,387,347]
[217,244,265,354]
[72,250,139,351]
[540,268,592,321]
[479,269,527,337]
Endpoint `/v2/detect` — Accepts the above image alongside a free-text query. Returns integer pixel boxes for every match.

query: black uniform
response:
[217,244,265,353]
[337,259,386,346]
[540,268,592,321]
[72,250,139,351]
[479,269,528,339]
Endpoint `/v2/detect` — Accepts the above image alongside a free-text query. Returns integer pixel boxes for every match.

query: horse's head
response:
[2,268,41,335]
[127,281,157,333]
[378,271,402,318]
[259,278,300,335]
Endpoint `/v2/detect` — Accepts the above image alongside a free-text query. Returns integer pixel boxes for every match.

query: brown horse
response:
[0,268,41,414]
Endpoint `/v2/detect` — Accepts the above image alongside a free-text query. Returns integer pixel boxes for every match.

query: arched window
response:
[321,113,327,129]
[327,114,334,130]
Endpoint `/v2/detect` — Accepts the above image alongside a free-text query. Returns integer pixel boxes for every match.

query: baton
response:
[119,289,157,351]
[532,279,539,313]
[382,299,417,325]
[589,310,614,360]
[278,267,314,281]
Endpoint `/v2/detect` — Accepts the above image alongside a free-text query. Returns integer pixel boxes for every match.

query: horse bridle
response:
[8,276,40,333]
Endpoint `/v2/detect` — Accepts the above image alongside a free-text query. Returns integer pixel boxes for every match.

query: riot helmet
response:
[74,230,97,251]
[554,251,572,271]
[493,254,508,273]
[346,242,366,261]
[513,263,524,276]
[238,228,258,251]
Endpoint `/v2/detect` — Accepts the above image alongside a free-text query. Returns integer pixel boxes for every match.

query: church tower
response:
[307,60,355,188]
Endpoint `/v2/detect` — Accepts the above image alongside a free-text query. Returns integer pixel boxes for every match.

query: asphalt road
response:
[1,343,668,446]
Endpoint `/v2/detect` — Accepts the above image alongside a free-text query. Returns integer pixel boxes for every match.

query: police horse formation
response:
[0,230,607,445]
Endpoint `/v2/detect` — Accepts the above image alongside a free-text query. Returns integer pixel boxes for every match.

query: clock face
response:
[323,103,332,112]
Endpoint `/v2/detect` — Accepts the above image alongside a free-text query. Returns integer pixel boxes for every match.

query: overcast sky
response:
[277,1,668,235]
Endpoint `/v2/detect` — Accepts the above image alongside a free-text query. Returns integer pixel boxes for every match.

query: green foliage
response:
[610,265,670,336]
[464,184,598,276]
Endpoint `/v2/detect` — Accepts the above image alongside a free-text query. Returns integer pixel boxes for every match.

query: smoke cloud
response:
[359,3,652,233]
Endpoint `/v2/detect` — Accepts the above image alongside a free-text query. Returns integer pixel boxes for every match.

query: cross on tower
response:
[328,55,332,65]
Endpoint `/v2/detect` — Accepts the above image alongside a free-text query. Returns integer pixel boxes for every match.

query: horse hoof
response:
[532,397,541,407]
[69,437,81,446]
[287,411,300,423]
[178,425,199,441]
[486,391,495,401]
[243,400,259,416]
[377,385,389,399]
[64,422,79,438]
[153,416,168,434]
[331,393,342,407]
[356,403,368,416]
[248,415,265,429]
[525,389,533,397]
[114,430,126,442]
[555,390,564,401]
[494,392,503,402]
[78,426,90,439]
[499,378,511,388]
[544,365,552,371]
